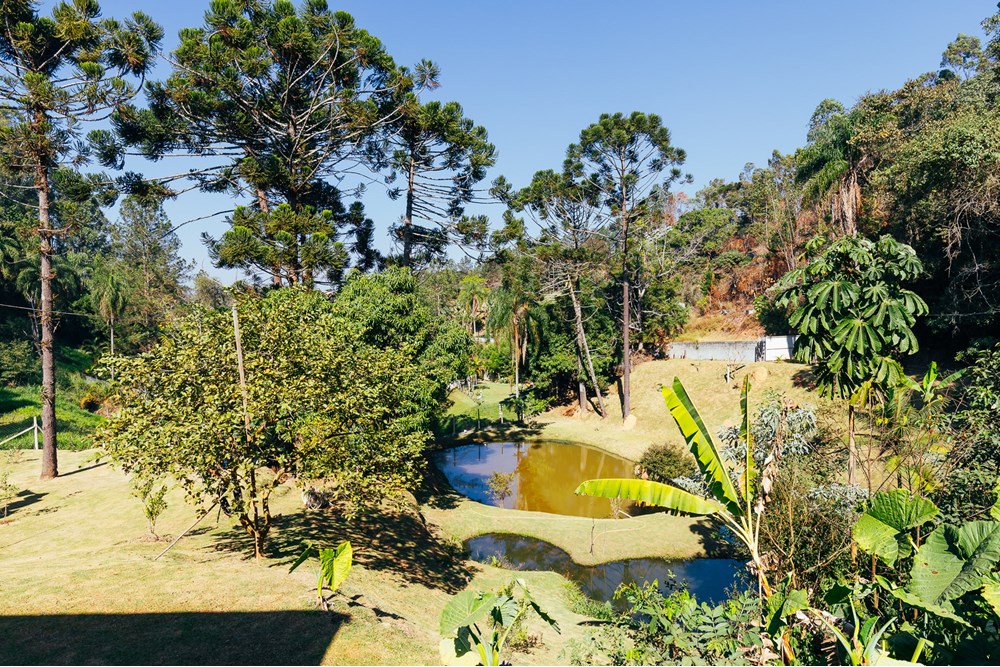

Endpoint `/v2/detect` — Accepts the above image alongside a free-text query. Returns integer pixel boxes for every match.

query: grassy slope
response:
[0,385,102,450]
[1,347,103,451]
[529,358,839,462]
[423,498,718,565]
[444,382,519,431]
[0,450,590,665]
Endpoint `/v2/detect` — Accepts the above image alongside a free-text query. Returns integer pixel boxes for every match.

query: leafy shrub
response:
[568,583,768,666]
[753,294,790,336]
[78,384,110,412]
[132,478,169,537]
[637,443,695,483]
[0,339,38,386]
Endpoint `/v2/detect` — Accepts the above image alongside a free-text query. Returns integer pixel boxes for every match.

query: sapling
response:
[132,478,169,538]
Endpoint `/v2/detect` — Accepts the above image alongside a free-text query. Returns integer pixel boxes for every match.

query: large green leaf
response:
[876,576,969,626]
[318,541,352,594]
[440,591,497,636]
[981,573,1000,617]
[907,521,1000,607]
[765,578,808,636]
[575,478,722,516]
[662,378,742,516]
[853,490,938,565]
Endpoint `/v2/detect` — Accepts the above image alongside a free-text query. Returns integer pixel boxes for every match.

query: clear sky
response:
[90,0,996,281]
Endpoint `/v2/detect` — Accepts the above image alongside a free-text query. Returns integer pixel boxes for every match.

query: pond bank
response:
[422,495,724,566]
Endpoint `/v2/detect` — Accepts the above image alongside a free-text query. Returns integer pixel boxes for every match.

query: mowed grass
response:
[423,496,720,566]
[444,382,519,430]
[0,450,594,665]
[0,384,102,451]
[528,358,841,462]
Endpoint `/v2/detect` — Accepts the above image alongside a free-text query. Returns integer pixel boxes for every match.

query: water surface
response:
[467,533,740,606]
[434,441,636,518]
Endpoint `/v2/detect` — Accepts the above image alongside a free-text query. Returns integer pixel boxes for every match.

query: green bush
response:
[753,294,790,336]
[637,443,696,483]
[0,340,39,386]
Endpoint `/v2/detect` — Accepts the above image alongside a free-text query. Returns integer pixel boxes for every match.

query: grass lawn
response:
[0,384,102,451]
[442,381,519,435]
[526,358,841,462]
[0,450,595,665]
[423,496,720,566]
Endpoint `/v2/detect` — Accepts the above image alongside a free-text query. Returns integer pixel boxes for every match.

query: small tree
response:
[772,235,927,486]
[486,471,515,509]
[132,478,168,538]
[101,288,433,558]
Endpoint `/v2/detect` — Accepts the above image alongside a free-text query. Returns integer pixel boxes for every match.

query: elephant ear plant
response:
[289,541,353,611]
[439,580,559,666]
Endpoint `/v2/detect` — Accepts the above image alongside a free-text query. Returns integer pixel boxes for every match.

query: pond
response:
[434,441,636,518]
[467,534,740,607]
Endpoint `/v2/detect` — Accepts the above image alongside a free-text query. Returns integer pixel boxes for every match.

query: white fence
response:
[0,417,40,449]
[666,335,797,363]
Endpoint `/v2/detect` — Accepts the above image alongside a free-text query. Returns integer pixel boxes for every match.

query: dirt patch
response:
[132,534,174,543]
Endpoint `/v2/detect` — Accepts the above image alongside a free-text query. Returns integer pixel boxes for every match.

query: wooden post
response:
[32,416,38,450]
[231,307,251,436]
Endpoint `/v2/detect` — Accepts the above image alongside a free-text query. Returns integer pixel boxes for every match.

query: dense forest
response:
[5,0,1000,665]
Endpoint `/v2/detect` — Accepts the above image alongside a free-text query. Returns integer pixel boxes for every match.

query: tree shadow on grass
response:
[791,366,818,390]
[686,519,734,559]
[4,489,47,516]
[214,505,472,594]
[0,610,342,665]
[0,388,32,415]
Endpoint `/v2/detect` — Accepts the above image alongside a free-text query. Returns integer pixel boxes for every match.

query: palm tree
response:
[92,272,127,378]
[487,264,544,402]
[457,274,489,340]
[796,100,870,237]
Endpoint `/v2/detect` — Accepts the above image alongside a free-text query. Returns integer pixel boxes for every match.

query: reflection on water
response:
[467,533,740,606]
[434,441,636,518]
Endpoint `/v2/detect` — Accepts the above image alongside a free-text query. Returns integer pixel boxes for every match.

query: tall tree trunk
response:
[513,323,520,400]
[35,153,57,480]
[402,158,415,267]
[568,279,606,418]
[847,403,857,486]
[622,278,631,419]
[578,358,588,413]
[109,314,115,381]
[256,188,281,286]
[620,176,631,420]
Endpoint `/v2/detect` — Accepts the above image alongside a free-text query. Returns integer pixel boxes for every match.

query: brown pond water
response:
[433,441,636,518]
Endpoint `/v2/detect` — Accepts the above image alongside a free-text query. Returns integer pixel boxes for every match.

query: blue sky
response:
[92,0,996,281]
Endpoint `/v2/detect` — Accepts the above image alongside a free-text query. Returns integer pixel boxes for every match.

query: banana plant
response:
[575,375,775,596]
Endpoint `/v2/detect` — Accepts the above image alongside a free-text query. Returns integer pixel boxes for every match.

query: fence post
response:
[33,416,38,450]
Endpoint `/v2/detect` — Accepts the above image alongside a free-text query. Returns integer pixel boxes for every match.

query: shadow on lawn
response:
[0,388,33,415]
[214,505,472,594]
[5,489,47,516]
[0,610,342,665]
[686,519,733,559]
